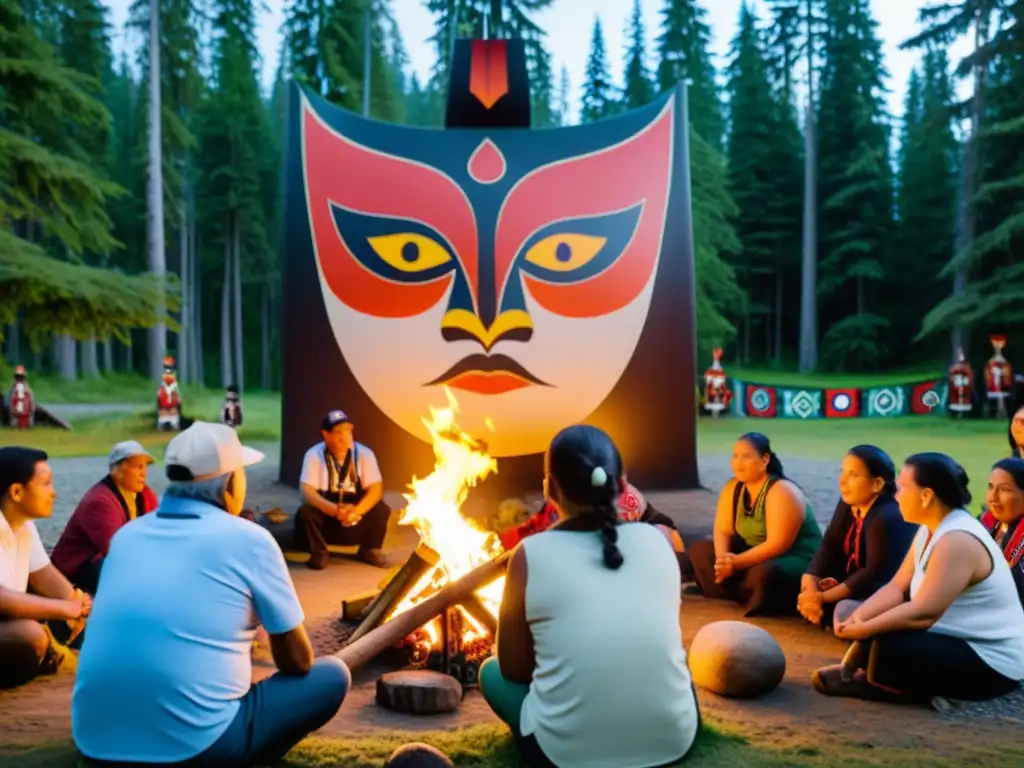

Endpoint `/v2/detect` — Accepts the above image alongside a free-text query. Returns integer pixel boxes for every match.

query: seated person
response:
[982,458,1024,606]
[51,441,159,594]
[798,445,917,628]
[480,425,700,768]
[1010,394,1024,458]
[0,447,91,688]
[813,453,1024,703]
[72,422,351,766]
[293,409,392,569]
[679,432,822,616]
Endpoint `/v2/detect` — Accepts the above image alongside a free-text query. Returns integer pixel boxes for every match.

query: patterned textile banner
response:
[729,378,947,419]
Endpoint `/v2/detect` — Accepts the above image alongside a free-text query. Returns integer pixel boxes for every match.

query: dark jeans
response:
[81,657,351,767]
[857,630,1018,701]
[72,558,104,595]
[678,535,801,617]
[293,501,391,558]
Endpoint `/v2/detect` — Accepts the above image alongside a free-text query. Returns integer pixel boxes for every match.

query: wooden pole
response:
[461,594,497,636]
[348,543,441,644]
[336,550,512,672]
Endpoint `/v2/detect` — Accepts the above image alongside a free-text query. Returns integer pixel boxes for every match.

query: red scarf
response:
[843,512,865,574]
[981,510,1024,568]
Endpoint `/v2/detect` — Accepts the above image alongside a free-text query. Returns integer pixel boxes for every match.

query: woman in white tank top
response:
[812,452,1024,704]
[479,425,700,768]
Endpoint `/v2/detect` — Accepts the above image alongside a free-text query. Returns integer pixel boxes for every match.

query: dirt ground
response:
[4,466,1023,757]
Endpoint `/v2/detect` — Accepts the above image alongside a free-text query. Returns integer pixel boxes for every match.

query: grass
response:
[728,366,945,389]
[2,718,1023,767]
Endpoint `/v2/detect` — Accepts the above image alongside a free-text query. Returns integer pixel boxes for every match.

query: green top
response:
[733,477,822,578]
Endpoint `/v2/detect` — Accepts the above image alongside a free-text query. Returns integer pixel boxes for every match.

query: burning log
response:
[335,549,512,673]
[460,594,498,636]
[347,543,441,644]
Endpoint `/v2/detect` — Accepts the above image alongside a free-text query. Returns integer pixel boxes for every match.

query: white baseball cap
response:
[109,440,155,468]
[164,421,265,481]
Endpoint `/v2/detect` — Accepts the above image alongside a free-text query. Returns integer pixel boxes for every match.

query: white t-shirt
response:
[519,524,699,768]
[299,441,382,494]
[71,495,305,762]
[0,514,49,592]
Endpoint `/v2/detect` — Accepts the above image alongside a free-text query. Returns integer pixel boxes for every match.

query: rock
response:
[385,742,455,767]
[376,669,463,714]
[688,620,786,698]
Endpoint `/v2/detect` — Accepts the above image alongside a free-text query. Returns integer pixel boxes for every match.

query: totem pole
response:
[156,356,182,431]
[220,385,243,429]
[703,348,732,418]
[986,335,1014,419]
[7,365,35,430]
[947,348,975,418]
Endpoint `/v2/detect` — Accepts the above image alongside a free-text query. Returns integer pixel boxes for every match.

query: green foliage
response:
[622,0,654,110]
[580,17,618,122]
[655,0,723,147]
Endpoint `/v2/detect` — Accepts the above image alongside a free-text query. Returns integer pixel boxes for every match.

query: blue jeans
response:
[83,657,351,767]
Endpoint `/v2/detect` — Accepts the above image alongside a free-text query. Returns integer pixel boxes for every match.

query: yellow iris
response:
[367,233,452,273]
[524,233,607,272]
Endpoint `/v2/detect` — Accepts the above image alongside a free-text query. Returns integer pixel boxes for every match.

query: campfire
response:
[345,389,506,686]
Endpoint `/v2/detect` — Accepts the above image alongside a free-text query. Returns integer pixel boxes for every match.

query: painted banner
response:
[730,378,947,419]
[280,39,700,495]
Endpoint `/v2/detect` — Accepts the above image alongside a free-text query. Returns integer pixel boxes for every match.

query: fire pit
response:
[339,390,505,691]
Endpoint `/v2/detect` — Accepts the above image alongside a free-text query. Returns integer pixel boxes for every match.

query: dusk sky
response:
[104,0,973,123]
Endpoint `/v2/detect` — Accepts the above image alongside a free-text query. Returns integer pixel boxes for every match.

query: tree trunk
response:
[221,221,233,388]
[102,339,113,374]
[189,187,204,385]
[178,202,191,383]
[951,11,990,360]
[261,282,271,390]
[147,0,167,381]
[80,338,99,377]
[232,222,244,393]
[8,311,20,366]
[742,309,750,364]
[363,0,372,117]
[798,97,818,373]
[54,334,77,381]
[774,271,783,364]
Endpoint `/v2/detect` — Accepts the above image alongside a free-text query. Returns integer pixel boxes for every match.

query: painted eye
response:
[366,233,452,273]
[524,234,608,272]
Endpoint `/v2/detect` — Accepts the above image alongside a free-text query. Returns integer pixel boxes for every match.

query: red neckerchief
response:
[982,510,1024,568]
[843,509,865,574]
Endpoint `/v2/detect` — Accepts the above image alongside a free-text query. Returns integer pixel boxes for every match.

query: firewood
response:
[341,590,380,621]
[347,543,441,643]
[335,550,512,672]
[459,594,497,636]
[376,669,463,714]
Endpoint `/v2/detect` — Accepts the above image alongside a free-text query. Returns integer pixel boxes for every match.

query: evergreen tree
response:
[655,0,723,147]
[892,48,958,363]
[0,0,171,344]
[622,0,654,110]
[554,64,571,125]
[725,2,802,363]
[580,17,617,123]
[815,0,894,371]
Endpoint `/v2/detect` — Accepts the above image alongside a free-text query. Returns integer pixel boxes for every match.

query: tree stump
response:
[688,620,786,698]
[376,670,463,714]
[385,742,455,767]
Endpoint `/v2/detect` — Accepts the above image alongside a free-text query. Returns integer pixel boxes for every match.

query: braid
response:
[595,476,624,570]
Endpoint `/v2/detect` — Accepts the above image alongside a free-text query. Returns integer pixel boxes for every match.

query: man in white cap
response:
[51,440,159,596]
[71,422,350,766]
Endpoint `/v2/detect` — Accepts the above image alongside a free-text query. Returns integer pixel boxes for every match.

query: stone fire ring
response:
[376,669,464,714]
[688,620,786,698]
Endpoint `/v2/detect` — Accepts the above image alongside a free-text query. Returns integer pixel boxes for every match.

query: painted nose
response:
[440,309,533,352]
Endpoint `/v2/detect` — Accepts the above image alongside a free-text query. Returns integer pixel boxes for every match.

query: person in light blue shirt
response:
[72,422,351,766]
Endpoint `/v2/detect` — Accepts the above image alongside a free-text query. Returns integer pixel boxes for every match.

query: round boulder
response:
[385,742,455,767]
[376,669,463,714]
[687,620,786,698]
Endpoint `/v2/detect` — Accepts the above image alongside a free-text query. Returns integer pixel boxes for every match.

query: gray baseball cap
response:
[109,440,155,468]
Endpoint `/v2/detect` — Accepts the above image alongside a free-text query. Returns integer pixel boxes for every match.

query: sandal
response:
[812,665,903,702]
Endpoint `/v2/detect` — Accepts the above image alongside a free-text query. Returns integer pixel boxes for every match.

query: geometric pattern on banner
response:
[781,388,823,419]
[864,386,908,418]
[825,388,861,418]
[745,384,777,418]
[910,379,942,414]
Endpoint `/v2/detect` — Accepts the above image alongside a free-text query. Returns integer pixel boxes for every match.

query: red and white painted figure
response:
[703,348,732,417]
[221,385,243,429]
[156,356,182,431]
[986,335,1014,418]
[7,365,35,430]
[947,348,974,417]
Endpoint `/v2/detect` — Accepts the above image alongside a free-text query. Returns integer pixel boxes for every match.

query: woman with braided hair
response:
[479,425,700,768]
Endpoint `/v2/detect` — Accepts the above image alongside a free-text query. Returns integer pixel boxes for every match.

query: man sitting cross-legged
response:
[0,447,92,688]
[72,422,351,767]
[293,409,393,569]
[51,440,159,595]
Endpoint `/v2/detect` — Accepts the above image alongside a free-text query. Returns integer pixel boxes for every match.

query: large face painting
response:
[281,65,699,494]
